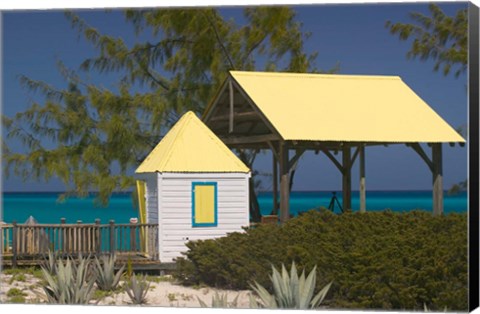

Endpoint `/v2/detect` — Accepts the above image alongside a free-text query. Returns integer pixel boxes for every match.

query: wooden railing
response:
[0,220,159,266]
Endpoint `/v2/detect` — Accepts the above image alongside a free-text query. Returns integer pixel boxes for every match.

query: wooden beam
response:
[342,147,352,211]
[222,143,271,149]
[359,145,366,213]
[279,142,290,223]
[209,111,259,122]
[212,120,263,135]
[409,142,443,216]
[202,79,229,123]
[410,143,434,172]
[286,141,404,150]
[288,148,306,169]
[229,80,234,133]
[230,78,283,139]
[246,120,260,134]
[267,141,280,160]
[351,146,360,165]
[321,148,343,173]
[432,143,443,216]
[220,134,280,145]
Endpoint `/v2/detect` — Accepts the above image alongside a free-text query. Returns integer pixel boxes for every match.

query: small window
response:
[192,182,217,227]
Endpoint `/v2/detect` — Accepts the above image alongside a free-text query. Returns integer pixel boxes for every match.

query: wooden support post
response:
[432,143,443,216]
[58,218,67,254]
[77,220,82,255]
[279,143,290,223]
[12,221,17,268]
[272,152,279,215]
[359,145,366,213]
[229,80,234,133]
[95,219,101,255]
[109,220,115,255]
[0,223,3,256]
[130,222,137,252]
[342,146,352,211]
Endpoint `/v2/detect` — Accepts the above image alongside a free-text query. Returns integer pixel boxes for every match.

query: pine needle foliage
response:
[386,3,467,77]
[3,7,323,205]
[174,210,468,311]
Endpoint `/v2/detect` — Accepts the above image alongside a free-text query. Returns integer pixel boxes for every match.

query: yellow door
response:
[192,183,217,227]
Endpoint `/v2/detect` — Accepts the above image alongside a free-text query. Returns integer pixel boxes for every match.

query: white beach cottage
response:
[135,111,251,263]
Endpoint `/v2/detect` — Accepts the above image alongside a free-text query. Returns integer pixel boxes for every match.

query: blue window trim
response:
[192,182,218,227]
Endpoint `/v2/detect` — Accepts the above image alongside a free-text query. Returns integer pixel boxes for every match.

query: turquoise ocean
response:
[1,190,468,224]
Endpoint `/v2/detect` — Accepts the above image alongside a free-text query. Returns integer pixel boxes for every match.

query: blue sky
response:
[1,2,468,192]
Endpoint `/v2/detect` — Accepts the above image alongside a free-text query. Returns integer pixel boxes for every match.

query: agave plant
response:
[40,255,96,304]
[249,262,332,309]
[424,303,448,312]
[41,250,58,275]
[94,254,125,291]
[124,274,150,305]
[197,291,239,308]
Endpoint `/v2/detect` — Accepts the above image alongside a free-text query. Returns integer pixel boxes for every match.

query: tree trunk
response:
[249,176,262,222]
[236,149,262,222]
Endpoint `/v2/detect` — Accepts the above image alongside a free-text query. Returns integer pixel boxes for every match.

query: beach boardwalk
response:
[135,111,251,263]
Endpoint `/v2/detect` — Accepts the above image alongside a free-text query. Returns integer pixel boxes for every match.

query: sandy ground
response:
[0,273,46,304]
[97,281,253,307]
[0,272,254,308]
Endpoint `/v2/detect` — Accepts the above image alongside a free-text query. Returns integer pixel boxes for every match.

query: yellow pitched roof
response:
[229,71,465,143]
[136,111,250,173]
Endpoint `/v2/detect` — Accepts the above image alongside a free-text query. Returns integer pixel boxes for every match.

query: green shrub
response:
[174,210,467,311]
[92,289,115,301]
[6,288,27,304]
[8,295,26,303]
[28,267,44,279]
[7,288,27,297]
[8,274,23,285]
[15,273,27,282]
[2,267,43,278]
[2,268,24,275]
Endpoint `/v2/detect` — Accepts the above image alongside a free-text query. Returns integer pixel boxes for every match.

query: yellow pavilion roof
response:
[227,71,465,143]
[135,111,250,173]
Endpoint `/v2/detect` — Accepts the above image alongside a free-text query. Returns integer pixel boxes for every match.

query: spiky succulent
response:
[197,291,239,308]
[40,255,96,304]
[124,274,150,305]
[250,262,332,309]
[41,250,58,275]
[94,254,125,291]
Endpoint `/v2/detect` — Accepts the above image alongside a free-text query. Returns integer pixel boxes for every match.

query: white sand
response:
[0,272,254,308]
[97,281,253,307]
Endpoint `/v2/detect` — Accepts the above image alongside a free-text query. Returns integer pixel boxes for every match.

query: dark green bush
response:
[174,209,467,311]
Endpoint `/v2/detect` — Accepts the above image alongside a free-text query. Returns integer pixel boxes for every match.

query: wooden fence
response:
[0,220,159,266]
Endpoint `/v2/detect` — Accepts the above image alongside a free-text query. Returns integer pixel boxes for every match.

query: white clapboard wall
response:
[144,172,250,263]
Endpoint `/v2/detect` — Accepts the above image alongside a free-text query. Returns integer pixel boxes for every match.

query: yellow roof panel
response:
[229,71,465,143]
[136,111,250,173]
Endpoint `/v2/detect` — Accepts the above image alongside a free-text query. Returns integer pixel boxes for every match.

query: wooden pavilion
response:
[202,71,465,223]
